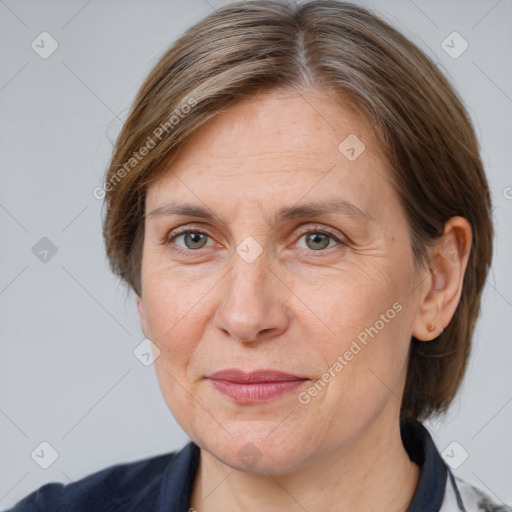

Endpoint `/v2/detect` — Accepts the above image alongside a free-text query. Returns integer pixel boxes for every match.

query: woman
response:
[7,1,509,511]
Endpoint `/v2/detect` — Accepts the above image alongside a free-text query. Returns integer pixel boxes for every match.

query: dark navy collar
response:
[157,440,200,511]
[154,417,447,511]
[402,416,448,512]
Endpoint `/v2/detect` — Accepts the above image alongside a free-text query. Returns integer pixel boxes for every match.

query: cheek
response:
[292,265,411,400]
[142,262,209,333]
[144,275,208,430]
[141,271,208,375]
[307,312,410,438]
[291,261,402,343]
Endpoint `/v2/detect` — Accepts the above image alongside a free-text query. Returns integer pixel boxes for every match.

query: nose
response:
[214,256,291,344]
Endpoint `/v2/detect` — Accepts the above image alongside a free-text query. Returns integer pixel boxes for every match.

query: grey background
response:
[0,0,510,508]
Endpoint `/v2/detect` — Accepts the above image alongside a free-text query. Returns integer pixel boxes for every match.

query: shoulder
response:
[4,443,197,512]
[446,473,512,512]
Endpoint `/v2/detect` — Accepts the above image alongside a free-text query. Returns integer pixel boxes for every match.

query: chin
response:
[196,426,315,475]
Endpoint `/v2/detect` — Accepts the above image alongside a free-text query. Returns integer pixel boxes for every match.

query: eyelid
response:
[294,223,342,239]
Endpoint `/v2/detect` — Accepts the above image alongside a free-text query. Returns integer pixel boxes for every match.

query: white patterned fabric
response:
[439,471,512,511]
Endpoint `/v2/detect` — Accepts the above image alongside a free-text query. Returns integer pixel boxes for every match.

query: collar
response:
[157,440,200,511]
[401,416,448,512]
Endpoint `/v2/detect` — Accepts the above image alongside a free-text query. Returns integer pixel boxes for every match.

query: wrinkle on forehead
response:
[145,88,396,231]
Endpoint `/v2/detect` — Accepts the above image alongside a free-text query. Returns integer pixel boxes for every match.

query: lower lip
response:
[208,379,307,403]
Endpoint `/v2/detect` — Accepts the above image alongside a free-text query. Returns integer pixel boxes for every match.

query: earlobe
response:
[412,216,472,341]
[426,321,443,335]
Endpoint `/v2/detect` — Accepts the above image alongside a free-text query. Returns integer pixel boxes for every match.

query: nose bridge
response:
[215,249,290,343]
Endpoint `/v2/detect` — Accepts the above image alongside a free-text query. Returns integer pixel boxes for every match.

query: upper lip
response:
[206,369,308,383]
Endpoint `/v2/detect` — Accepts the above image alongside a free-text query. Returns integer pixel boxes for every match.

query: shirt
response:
[5,417,510,512]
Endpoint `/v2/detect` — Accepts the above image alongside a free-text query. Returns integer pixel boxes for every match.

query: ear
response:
[137,294,149,339]
[412,216,472,341]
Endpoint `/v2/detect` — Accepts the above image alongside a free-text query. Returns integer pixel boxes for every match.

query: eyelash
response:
[161,224,346,257]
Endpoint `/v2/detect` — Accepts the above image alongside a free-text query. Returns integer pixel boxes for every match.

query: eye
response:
[295,226,345,253]
[164,228,215,253]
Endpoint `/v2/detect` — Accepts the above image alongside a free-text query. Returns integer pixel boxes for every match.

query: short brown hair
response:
[102,0,494,420]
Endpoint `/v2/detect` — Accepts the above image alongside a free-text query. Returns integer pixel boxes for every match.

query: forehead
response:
[146,88,396,220]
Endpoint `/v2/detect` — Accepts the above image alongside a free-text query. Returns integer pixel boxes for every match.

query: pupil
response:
[308,233,329,250]
[186,233,206,248]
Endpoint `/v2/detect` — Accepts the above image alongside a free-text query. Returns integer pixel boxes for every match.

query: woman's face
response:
[138,88,427,473]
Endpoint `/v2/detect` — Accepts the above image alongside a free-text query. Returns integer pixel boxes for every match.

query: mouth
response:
[205,369,310,403]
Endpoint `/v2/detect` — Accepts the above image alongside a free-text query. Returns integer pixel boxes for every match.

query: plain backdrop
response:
[0,0,511,509]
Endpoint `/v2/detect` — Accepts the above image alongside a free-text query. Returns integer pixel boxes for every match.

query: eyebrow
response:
[147,198,372,225]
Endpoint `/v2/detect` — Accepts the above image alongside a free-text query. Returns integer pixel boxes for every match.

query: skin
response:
[137,88,472,511]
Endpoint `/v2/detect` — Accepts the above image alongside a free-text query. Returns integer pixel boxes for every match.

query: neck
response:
[190,413,421,512]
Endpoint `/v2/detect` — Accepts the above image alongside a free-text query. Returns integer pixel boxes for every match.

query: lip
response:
[207,369,307,383]
[206,369,309,403]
